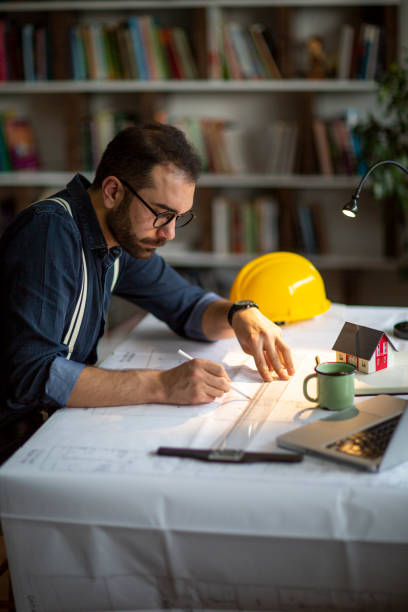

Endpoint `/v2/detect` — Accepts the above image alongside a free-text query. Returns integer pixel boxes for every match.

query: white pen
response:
[177,349,251,400]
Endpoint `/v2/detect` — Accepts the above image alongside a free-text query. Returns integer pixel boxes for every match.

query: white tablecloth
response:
[1,304,408,612]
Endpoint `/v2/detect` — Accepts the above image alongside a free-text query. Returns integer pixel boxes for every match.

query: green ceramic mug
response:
[303,362,356,411]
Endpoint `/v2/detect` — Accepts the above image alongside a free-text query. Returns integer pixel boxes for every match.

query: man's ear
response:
[101,176,124,210]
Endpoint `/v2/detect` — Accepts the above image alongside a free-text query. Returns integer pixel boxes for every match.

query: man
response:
[0,123,294,460]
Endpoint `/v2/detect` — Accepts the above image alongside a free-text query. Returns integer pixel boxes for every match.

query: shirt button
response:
[111,247,120,257]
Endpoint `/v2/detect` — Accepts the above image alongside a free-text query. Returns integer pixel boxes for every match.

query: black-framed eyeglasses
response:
[119,178,196,229]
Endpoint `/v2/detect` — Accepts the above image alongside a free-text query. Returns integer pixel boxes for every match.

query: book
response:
[90,22,108,80]
[0,114,11,171]
[149,17,169,79]
[6,21,24,81]
[265,120,287,174]
[120,24,138,79]
[127,17,148,80]
[70,25,88,80]
[159,27,183,79]
[222,24,241,79]
[139,15,157,79]
[249,23,281,79]
[365,24,380,80]
[211,195,230,253]
[171,27,198,79]
[242,27,264,79]
[337,24,354,79]
[231,203,245,253]
[332,118,355,175]
[296,204,317,254]
[22,23,35,81]
[207,6,223,79]
[115,23,133,79]
[255,197,279,253]
[3,116,40,170]
[222,124,248,173]
[34,26,49,81]
[186,117,208,170]
[0,19,8,81]
[81,24,97,79]
[227,22,256,79]
[312,118,333,176]
[49,11,75,80]
[242,200,258,252]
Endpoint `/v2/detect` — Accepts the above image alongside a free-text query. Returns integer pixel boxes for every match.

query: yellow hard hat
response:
[230,251,331,323]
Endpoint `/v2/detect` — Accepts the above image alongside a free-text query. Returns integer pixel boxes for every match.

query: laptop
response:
[277,395,408,472]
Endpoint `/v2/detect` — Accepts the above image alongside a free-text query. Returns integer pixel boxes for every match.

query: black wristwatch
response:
[227,300,259,326]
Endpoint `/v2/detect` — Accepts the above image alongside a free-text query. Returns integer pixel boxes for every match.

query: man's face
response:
[106,164,195,259]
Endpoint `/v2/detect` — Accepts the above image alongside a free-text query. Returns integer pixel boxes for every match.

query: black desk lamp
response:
[342,159,408,339]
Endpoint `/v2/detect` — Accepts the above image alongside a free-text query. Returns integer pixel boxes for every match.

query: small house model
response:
[332,322,397,374]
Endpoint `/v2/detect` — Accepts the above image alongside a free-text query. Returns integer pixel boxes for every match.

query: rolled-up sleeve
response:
[183,292,222,341]
[45,357,86,407]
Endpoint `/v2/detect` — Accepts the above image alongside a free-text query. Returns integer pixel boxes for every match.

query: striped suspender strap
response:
[47,197,88,360]
[111,257,120,291]
[44,197,120,359]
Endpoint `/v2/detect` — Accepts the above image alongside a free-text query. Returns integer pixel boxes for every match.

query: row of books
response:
[0,20,51,81]
[79,110,140,171]
[210,195,327,255]
[0,107,366,177]
[221,21,281,80]
[70,17,198,81]
[337,22,383,80]
[79,111,248,174]
[312,111,367,177]
[0,16,198,81]
[171,116,251,174]
[0,115,40,171]
[171,116,298,174]
[211,195,280,254]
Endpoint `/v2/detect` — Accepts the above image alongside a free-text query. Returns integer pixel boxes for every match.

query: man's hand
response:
[231,307,295,382]
[159,358,231,404]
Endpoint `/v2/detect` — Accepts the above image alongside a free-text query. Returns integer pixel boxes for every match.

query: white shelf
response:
[0,171,362,189]
[198,173,362,189]
[0,0,400,11]
[0,79,378,94]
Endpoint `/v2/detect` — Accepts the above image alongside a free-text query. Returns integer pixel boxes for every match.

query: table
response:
[1,304,408,612]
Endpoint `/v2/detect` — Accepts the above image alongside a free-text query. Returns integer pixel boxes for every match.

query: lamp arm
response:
[353,159,408,202]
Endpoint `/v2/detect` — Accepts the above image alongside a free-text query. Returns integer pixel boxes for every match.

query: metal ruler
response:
[157,375,303,463]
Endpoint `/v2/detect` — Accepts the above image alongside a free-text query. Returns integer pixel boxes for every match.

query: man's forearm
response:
[201,299,234,340]
[66,365,164,407]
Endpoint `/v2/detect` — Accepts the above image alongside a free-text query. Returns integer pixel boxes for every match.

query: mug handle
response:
[303,373,318,402]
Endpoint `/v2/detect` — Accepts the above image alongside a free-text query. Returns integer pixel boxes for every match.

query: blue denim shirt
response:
[0,174,220,423]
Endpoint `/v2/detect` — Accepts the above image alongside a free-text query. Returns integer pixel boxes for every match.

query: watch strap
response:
[227,300,259,326]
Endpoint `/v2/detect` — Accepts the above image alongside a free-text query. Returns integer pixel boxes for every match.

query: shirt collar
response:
[65,174,108,252]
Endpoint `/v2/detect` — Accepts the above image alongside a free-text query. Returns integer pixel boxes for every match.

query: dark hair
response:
[92,123,202,189]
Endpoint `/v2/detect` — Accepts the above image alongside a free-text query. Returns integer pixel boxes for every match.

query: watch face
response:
[236,300,256,307]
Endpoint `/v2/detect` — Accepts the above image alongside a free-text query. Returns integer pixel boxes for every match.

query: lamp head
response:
[342,196,358,218]
[342,160,408,219]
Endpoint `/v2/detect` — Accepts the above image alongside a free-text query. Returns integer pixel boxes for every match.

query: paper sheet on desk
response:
[97,348,317,449]
[354,350,408,395]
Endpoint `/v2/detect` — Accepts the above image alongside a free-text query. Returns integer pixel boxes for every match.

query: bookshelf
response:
[0,0,407,306]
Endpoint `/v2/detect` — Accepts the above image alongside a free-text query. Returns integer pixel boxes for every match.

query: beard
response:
[106,195,167,259]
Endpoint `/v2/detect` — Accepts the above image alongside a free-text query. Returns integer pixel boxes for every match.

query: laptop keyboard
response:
[326,415,401,460]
